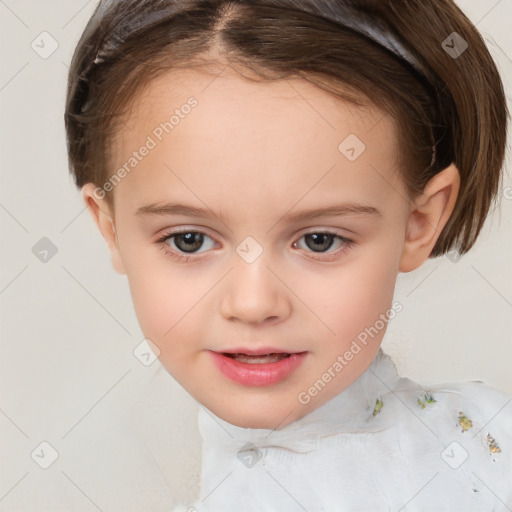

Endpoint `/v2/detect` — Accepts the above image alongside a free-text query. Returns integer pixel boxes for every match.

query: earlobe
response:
[399,164,460,272]
[81,183,126,275]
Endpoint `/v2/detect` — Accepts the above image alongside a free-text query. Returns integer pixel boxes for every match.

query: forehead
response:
[120,65,392,148]
[110,66,403,218]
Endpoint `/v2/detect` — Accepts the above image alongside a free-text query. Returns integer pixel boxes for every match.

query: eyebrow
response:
[135,201,381,224]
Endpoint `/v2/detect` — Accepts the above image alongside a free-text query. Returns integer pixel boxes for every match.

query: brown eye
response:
[156,229,217,262]
[303,233,336,252]
[293,231,354,259]
[171,232,205,253]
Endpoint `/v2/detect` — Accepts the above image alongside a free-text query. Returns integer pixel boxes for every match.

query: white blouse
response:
[175,348,511,511]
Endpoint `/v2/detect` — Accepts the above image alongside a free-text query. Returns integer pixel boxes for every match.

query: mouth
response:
[209,349,308,386]
[222,352,292,364]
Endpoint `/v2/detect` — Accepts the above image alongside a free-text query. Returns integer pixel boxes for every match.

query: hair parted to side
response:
[65,0,508,256]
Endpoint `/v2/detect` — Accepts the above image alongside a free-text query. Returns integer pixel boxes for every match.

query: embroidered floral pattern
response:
[486,433,501,454]
[372,398,383,416]
[417,392,437,409]
[458,411,473,432]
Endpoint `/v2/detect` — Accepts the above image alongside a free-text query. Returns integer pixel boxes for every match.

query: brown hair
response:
[65,0,508,256]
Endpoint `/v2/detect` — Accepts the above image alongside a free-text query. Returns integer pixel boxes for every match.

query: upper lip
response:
[213,347,305,356]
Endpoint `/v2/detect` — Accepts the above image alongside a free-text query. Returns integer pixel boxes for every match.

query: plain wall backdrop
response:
[1,0,511,510]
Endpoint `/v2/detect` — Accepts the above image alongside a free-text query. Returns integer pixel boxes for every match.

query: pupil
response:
[176,232,203,253]
[305,233,333,252]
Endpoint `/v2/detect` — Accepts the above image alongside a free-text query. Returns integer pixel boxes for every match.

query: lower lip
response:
[209,351,308,387]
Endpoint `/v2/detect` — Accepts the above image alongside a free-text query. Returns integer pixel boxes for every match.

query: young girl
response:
[65,0,511,510]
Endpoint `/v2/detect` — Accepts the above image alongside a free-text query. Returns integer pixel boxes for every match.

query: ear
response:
[81,183,126,275]
[399,164,460,272]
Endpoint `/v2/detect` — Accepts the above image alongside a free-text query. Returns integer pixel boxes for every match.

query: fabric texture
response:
[174,347,511,511]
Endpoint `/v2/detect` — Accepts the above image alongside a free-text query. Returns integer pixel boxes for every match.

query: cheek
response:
[318,246,400,341]
[127,273,200,379]
[130,279,176,337]
[119,243,195,344]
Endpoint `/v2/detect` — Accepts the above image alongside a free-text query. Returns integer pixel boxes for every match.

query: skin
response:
[82,65,460,429]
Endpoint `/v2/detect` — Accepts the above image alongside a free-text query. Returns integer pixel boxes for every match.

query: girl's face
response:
[101,66,413,428]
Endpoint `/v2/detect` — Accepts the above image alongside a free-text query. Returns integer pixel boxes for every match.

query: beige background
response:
[1,0,511,510]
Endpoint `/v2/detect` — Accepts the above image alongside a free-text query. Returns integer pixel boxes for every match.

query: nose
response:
[219,254,292,326]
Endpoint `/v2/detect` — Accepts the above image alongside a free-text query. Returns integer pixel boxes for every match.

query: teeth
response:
[227,353,290,364]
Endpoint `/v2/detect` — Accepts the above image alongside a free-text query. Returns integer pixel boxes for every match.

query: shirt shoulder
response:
[388,376,512,442]
[376,376,512,510]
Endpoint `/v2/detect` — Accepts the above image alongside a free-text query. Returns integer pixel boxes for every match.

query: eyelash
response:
[155,228,355,262]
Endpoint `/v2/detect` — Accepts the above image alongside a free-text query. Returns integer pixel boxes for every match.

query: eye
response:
[156,228,354,262]
[156,229,216,258]
[293,232,353,256]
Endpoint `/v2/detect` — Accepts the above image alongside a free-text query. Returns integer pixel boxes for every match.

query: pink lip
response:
[209,350,308,387]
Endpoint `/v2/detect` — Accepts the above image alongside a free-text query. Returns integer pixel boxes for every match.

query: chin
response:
[223,414,284,429]
[212,400,305,429]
